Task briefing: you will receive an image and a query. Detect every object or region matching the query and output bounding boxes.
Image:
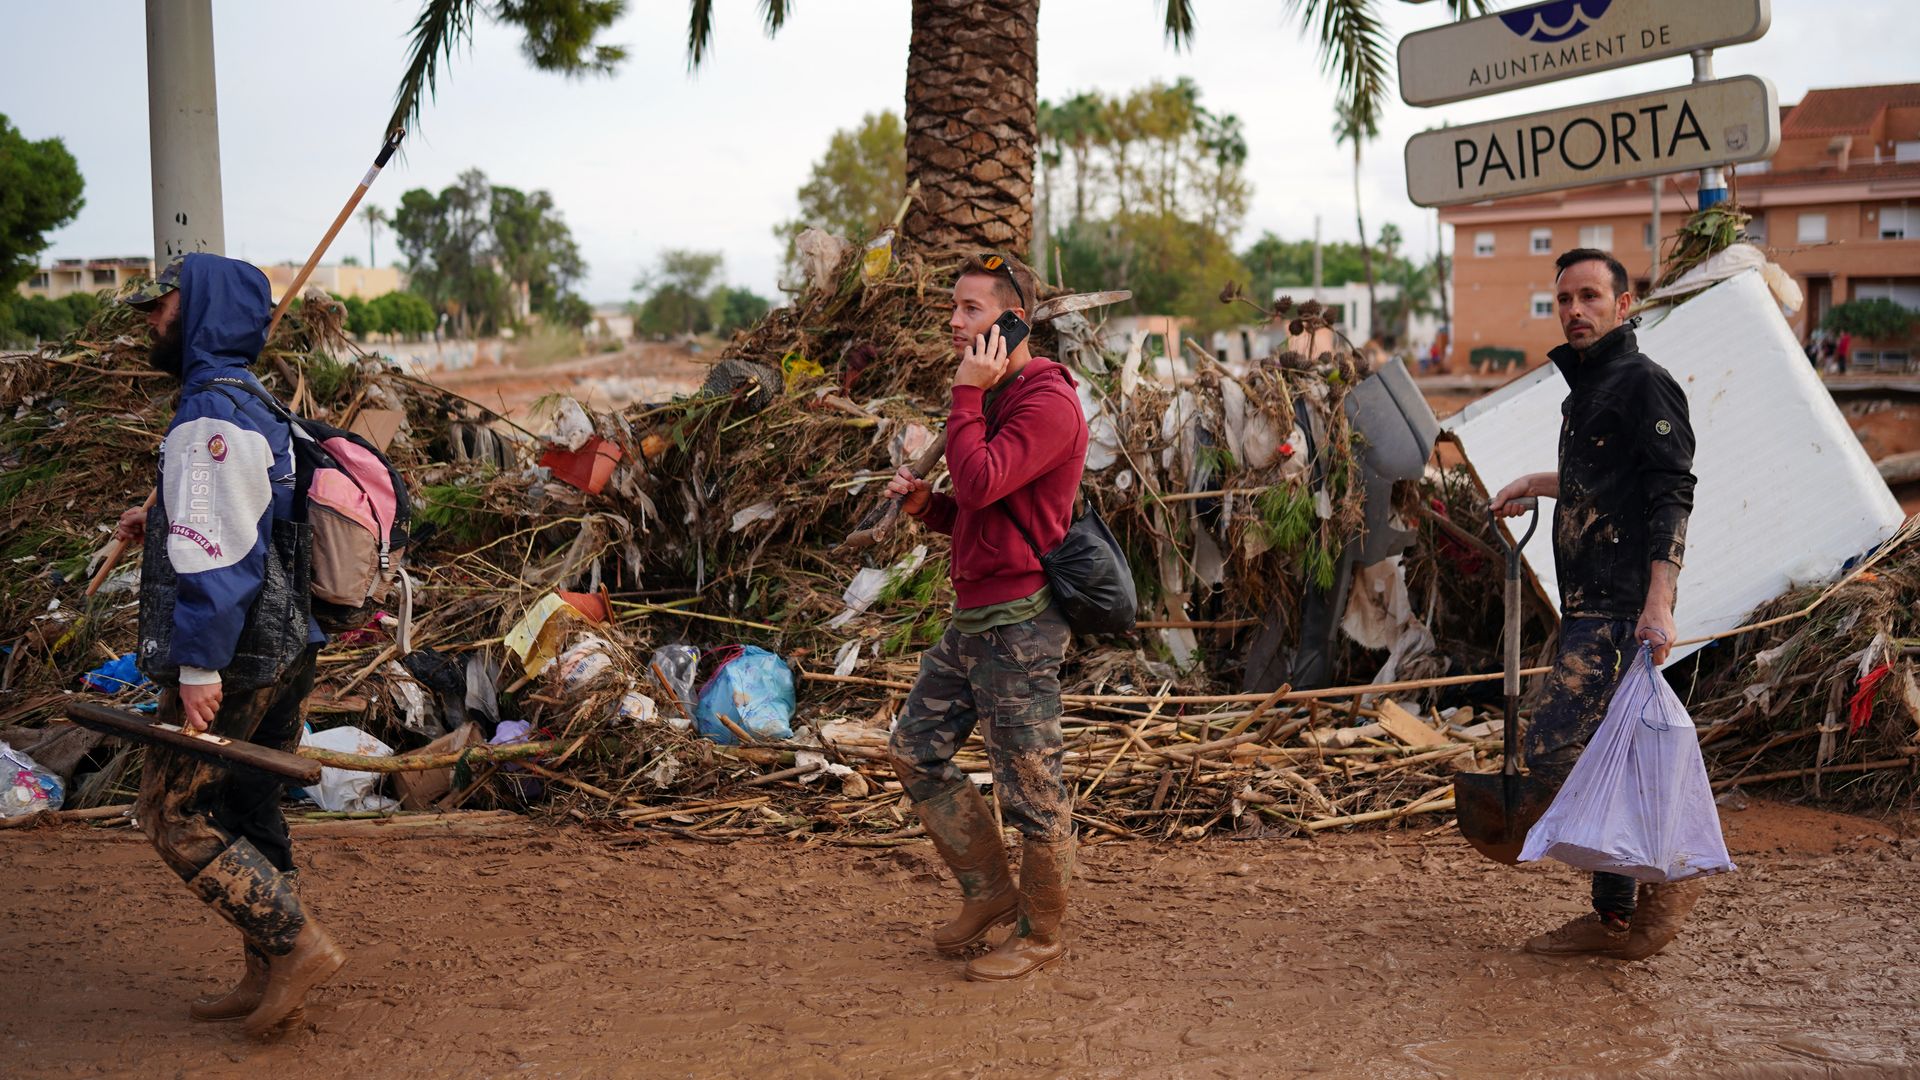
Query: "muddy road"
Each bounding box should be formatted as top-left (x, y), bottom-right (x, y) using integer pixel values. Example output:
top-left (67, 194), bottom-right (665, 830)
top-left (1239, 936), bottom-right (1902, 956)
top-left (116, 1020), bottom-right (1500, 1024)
top-left (4, 799), bottom-right (1915, 1078)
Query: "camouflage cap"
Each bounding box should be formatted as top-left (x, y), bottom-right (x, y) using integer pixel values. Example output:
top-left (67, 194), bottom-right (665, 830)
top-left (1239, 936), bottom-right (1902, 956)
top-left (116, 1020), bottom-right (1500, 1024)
top-left (123, 255), bottom-right (185, 307)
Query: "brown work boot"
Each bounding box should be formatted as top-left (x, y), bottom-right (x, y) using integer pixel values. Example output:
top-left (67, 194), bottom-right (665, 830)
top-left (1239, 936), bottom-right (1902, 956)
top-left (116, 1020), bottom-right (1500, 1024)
top-left (1522, 912), bottom-right (1630, 956)
top-left (965, 836), bottom-right (1072, 982)
top-left (1608, 878), bottom-right (1707, 961)
top-left (913, 782), bottom-right (1018, 954)
top-left (244, 919), bottom-right (346, 1040)
top-left (191, 870), bottom-right (295, 1022)
top-left (190, 943), bottom-right (269, 1022)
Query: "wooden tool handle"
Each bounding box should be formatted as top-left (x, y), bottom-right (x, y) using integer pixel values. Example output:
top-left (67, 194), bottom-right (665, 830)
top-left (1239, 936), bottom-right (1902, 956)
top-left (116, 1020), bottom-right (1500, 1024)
top-left (87, 490), bottom-right (158, 599)
top-left (838, 432), bottom-right (948, 553)
top-left (67, 701), bottom-right (323, 785)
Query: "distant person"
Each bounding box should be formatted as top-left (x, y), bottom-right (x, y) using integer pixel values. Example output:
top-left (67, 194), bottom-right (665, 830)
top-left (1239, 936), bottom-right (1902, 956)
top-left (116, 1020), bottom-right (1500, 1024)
top-left (114, 254), bottom-right (344, 1039)
top-left (884, 253), bottom-right (1088, 981)
top-left (1489, 248), bottom-right (1704, 960)
top-left (1837, 330), bottom-right (1852, 374)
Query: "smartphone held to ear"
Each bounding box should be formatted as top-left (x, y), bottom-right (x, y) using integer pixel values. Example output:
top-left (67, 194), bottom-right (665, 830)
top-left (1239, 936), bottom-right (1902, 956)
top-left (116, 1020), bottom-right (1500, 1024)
top-left (991, 309), bottom-right (1030, 354)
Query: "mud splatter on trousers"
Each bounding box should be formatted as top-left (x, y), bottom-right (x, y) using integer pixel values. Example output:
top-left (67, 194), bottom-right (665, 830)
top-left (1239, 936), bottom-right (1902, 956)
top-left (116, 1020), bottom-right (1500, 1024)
top-left (136, 646), bottom-right (319, 881)
top-left (889, 606), bottom-right (1073, 841)
top-left (1527, 617), bottom-right (1639, 919)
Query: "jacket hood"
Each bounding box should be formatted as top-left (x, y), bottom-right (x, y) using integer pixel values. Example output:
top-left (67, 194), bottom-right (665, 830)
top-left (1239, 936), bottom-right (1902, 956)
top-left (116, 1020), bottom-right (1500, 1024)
top-left (1549, 317), bottom-right (1641, 383)
top-left (177, 253), bottom-right (272, 386)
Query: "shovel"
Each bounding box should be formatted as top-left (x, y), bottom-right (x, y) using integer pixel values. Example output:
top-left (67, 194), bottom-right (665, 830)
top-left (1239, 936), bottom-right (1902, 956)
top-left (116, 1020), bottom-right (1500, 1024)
top-left (837, 289), bottom-right (1131, 553)
top-left (1455, 496), bottom-right (1554, 865)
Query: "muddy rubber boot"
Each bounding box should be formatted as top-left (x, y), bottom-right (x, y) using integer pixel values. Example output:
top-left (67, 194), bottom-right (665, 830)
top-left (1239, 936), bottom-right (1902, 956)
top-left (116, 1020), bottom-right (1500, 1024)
top-left (190, 943), bottom-right (270, 1022)
top-left (186, 841), bottom-right (342, 1038)
top-left (244, 918), bottom-right (346, 1039)
top-left (965, 836), bottom-right (1072, 982)
top-left (913, 782), bottom-right (1018, 954)
top-left (1522, 912), bottom-right (1630, 956)
top-left (191, 871), bottom-right (294, 1022)
top-left (1608, 878), bottom-right (1706, 961)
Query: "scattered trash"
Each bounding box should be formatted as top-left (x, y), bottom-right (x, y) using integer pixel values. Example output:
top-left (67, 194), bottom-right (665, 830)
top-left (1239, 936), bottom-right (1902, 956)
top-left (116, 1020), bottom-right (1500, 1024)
top-left (298, 726), bottom-right (400, 814)
top-left (0, 742), bottom-right (64, 817)
top-left (694, 646), bottom-right (796, 745)
top-left (393, 722), bottom-right (487, 810)
top-left (80, 653), bottom-right (152, 695)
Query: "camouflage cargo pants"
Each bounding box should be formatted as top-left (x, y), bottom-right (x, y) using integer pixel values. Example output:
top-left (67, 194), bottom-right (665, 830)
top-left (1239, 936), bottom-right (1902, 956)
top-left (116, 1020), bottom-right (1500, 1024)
top-left (889, 606), bottom-right (1073, 841)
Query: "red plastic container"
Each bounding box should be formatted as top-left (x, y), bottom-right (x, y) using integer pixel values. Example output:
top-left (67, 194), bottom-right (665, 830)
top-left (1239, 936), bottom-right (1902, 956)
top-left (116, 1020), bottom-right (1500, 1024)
top-left (539, 436), bottom-right (623, 495)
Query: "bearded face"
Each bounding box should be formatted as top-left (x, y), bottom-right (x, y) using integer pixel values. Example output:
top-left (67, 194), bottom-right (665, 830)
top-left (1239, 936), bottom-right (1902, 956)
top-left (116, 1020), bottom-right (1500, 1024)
top-left (143, 292), bottom-right (185, 378)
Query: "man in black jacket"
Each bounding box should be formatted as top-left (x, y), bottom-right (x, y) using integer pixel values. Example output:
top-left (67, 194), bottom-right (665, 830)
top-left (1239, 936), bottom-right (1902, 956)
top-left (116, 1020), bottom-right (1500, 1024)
top-left (1490, 248), bottom-right (1703, 961)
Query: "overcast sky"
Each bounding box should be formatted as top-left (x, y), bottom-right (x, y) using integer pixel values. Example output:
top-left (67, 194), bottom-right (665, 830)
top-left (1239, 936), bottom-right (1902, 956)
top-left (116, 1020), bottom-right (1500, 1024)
top-left (5, 1), bottom-right (1915, 304)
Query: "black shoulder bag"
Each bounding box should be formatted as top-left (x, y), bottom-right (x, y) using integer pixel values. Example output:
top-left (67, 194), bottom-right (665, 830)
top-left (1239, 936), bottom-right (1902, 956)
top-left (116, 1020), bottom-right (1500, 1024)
top-left (997, 501), bottom-right (1138, 635)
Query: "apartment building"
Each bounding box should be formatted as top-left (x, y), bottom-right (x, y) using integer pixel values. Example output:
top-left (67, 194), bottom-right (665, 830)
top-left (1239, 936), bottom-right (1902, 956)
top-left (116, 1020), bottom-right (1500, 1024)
top-left (1442, 82), bottom-right (1920, 369)
top-left (18, 256), bottom-right (155, 301)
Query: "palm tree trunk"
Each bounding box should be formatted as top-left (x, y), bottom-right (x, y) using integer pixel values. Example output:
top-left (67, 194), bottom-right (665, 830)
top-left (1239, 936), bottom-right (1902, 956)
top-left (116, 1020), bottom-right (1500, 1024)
top-left (1353, 141), bottom-right (1376, 339)
top-left (903, 0), bottom-right (1039, 252)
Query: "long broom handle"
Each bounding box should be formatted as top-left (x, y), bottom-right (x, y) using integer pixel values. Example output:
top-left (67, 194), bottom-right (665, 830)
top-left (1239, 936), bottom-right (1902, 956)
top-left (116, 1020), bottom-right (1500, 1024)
top-left (86, 490), bottom-right (158, 598)
top-left (88, 130), bottom-right (406, 597)
top-left (264, 128), bottom-right (406, 341)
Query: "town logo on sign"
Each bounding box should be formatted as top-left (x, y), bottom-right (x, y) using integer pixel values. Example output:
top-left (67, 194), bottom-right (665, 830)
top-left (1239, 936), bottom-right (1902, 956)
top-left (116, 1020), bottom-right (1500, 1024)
top-left (1499, 0), bottom-right (1614, 45)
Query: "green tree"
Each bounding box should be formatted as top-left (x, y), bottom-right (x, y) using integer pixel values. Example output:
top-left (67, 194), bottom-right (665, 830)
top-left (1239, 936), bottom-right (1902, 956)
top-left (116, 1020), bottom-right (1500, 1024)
top-left (777, 112), bottom-right (907, 267)
top-left (1823, 298), bottom-right (1919, 341)
top-left (392, 2), bottom-right (1488, 255)
top-left (635, 249), bottom-right (725, 336)
top-left (391, 169), bottom-right (586, 336)
top-left (368, 290), bottom-right (439, 338)
top-left (0, 114), bottom-right (85, 341)
top-left (714, 286), bottom-right (772, 336)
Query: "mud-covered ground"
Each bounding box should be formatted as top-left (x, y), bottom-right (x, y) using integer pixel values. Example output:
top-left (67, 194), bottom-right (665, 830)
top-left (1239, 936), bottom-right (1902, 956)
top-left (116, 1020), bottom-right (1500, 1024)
top-left (4, 798), bottom-right (1916, 1079)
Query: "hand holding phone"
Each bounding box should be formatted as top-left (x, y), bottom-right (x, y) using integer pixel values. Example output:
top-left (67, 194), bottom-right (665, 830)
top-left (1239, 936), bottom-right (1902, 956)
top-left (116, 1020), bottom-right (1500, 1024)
top-left (956, 323), bottom-right (1010, 389)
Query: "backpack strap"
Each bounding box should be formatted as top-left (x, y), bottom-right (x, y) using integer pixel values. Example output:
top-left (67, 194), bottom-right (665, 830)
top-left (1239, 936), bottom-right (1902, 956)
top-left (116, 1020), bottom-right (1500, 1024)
top-left (993, 500), bottom-right (1046, 561)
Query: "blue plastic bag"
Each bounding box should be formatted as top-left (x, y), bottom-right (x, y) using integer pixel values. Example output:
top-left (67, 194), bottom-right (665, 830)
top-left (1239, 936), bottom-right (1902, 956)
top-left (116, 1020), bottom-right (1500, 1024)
top-left (82, 653), bottom-right (153, 694)
top-left (695, 646), bottom-right (796, 745)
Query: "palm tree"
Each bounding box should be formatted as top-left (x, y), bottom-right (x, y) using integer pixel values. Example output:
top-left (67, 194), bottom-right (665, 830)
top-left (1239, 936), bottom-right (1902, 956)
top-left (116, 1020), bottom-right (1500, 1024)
top-left (386, 1), bottom-right (1488, 255)
top-left (360, 204), bottom-right (390, 268)
top-left (1333, 94), bottom-right (1379, 338)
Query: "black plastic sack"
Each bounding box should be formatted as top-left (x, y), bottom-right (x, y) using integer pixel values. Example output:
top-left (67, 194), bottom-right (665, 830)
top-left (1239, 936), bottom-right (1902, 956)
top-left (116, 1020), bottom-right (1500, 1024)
top-left (1002, 503), bottom-right (1137, 636)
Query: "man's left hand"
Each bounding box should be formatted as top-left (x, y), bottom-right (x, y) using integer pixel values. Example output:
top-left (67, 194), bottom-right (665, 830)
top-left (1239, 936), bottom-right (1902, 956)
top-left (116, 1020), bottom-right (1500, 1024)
top-left (179, 681), bottom-right (223, 734)
top-left (955, 324), bottom-right (1010, 390)
top-left (1636, 605), bottom-right (1677, 665)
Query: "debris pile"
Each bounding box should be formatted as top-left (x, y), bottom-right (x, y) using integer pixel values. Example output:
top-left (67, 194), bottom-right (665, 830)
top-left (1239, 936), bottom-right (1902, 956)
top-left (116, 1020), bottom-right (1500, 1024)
top-left (1, 228), bottom-right (1913, 840)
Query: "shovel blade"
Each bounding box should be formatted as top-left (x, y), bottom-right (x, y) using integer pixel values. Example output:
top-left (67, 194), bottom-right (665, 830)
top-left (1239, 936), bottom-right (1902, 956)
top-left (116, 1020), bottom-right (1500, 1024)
top-left (1454, 769), bottom-right (1556, 865)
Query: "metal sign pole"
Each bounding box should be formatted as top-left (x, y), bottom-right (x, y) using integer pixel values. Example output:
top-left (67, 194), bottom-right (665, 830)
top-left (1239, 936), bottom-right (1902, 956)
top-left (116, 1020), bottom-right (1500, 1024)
top-left (1694, 50), bottom-right (1730, 208)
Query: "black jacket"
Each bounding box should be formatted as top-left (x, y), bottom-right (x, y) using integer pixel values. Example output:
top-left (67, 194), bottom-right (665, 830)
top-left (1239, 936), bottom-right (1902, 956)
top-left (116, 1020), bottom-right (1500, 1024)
top-left (1549, 322), bottom-right (1696, 620)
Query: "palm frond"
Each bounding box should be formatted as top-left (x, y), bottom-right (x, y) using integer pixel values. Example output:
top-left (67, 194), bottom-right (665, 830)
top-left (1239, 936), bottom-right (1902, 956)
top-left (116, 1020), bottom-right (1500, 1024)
top-left (760, 0), bottom-right (790, 36)
top-left (496, 0), bottom-right (629, 77)
top-left (1160, 0), bottom-right (1197, 47)
top-left (1447, 0), bottom-right (1494, 18)
top-left (1286, 0), bottom-right (1389, 136)
top-left (388, 0), bottom-right (481, 139)
top-left (687, 0), bottom-right (715, 68)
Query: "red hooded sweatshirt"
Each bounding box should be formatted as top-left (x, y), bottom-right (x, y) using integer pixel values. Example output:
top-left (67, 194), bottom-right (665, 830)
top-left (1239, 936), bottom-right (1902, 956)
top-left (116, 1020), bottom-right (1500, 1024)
top-left (913, 357), bottom-right (1090, 609)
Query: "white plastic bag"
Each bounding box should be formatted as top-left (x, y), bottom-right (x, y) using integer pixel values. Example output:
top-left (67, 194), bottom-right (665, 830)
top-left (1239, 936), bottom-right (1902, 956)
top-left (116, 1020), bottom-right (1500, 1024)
top-left (298, 726), bottom-right (401, 814)
top-left (1519, 646), bottom-right (1736, 883)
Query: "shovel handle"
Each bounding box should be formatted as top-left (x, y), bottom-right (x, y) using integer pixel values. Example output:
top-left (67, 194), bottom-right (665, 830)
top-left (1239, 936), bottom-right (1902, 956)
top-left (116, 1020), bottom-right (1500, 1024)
top-left (87, 490), bottom-right (158, 598)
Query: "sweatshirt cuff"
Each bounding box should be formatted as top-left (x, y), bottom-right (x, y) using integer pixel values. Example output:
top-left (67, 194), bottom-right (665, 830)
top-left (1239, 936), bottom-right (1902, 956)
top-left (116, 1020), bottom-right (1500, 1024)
top-left (950, 384), bottom-right (986, 413)
top-left (1648, 536), bottom-right (1686, 570)
top-left (178, 666), bottom-right (222, 686)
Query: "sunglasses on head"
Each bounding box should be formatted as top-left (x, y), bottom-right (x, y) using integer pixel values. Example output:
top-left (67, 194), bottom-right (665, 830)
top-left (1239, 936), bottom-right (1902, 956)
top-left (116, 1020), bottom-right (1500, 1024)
top-left (977, 253), bottom-right (1027, 311)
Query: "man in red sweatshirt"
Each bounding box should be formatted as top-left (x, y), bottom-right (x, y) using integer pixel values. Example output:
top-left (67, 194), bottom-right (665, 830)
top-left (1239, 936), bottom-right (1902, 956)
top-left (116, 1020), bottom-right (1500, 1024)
top-left (884, 253), bottom-right (1090, 981)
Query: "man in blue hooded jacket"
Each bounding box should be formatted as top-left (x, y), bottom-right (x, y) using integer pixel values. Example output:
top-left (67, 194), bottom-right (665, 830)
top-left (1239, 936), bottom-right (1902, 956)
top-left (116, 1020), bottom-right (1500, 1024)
top-left (113, 254), bottom-right (344, 1039)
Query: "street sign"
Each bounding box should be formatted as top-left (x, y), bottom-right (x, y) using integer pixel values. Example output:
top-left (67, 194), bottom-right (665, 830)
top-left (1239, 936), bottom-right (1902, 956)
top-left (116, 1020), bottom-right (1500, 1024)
top-left (1398, 0), bottom-right (1772, 107)
top-left (1404, 76), bottom-right (1779, 207)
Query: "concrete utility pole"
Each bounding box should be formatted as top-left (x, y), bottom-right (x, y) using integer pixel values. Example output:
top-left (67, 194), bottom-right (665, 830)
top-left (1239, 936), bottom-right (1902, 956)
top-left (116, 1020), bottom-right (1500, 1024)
top-left (146, 0), bottom-right (226, 260)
